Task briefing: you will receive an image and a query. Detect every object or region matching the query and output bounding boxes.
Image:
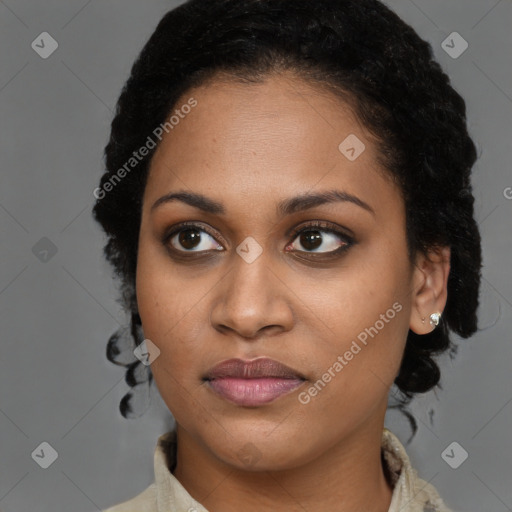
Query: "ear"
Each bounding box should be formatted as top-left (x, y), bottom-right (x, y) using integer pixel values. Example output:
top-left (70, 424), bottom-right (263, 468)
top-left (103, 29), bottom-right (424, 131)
top-left (409, 246), bottom-right (451, 334)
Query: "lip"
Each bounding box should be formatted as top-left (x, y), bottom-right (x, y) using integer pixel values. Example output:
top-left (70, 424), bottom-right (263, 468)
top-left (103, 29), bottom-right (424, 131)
top-left (204, 358), bottom-right (306, 406)
top-left (204, 357), bottom-right (306, 380)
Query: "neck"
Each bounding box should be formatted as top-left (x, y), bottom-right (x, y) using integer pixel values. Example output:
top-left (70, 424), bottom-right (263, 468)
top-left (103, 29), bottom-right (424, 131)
top-left (172, 409), bottom-right (394, 512)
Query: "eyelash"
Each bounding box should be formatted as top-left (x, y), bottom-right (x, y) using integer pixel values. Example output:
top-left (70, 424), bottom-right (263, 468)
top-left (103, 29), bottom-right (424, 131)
top-left (162, 220), bottom-right (355, 259)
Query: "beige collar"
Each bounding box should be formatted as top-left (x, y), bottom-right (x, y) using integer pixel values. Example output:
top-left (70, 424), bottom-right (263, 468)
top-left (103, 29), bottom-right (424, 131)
top-left (106, 428), bottom-right (452, 512)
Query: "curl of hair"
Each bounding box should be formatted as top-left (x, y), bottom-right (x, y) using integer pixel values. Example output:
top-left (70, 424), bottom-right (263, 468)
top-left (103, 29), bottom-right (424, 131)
top-left (93, 0), bottom-right (482, 420)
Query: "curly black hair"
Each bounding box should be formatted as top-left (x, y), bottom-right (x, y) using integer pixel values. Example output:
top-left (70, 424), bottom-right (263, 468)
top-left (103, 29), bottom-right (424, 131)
top-left (93, 0), bottom-right (482, 422)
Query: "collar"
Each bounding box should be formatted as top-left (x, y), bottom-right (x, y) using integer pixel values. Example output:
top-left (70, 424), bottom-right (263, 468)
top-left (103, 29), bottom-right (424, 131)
top-left (150, 428), bottom-right (451, 512)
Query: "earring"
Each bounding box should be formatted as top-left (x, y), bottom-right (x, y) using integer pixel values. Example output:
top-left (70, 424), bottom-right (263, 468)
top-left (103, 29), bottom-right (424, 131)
top-left (429, 312), bottom-right (441, 328)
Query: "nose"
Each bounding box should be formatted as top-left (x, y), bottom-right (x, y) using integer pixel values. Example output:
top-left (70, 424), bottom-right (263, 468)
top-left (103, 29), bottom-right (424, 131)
top-left (210, 250), bottom-right (294, 340)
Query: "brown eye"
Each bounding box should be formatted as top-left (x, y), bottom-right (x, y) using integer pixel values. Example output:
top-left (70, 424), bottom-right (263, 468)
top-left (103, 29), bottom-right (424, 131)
top-left (289, 229), bottom-right (347, 253)
top-left (286, 221), bottom-right (354, 256)
top-left (165, 224), bottom-right (223, 253)
top-left (176, 228), bottom-right (202, 250)
top-left (297, 231), bottom-right (323, 251)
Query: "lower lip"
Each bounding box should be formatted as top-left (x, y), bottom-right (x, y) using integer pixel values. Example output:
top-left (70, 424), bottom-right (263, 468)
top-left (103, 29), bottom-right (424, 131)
top-left (206, 377), bottom-right (305, 406)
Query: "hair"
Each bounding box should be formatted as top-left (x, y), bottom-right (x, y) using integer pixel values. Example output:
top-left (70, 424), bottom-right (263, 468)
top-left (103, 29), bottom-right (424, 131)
top-left (93, 0), bottom-right (482, 427)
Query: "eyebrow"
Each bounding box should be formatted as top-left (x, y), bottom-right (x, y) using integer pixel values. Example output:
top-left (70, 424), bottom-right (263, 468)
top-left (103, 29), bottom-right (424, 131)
top-left (151, 189), bottom-right (375, 217)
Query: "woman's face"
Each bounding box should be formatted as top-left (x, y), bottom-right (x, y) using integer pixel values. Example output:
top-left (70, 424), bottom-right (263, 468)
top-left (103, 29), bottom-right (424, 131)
top-left (136, 72), bottom-right (418, 470)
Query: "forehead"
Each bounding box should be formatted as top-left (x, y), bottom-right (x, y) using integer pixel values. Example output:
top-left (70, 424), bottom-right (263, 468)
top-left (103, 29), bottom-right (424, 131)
top-left (145, 72), bottom-right (400, 218)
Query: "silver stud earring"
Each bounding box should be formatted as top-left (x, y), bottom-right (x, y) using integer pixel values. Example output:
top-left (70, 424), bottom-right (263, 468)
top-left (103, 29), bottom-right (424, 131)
top-left (429, 312), bottom-right (441, 328)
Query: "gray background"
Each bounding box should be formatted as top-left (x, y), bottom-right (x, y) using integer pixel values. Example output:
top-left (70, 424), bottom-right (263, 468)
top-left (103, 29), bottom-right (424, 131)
top-left (0, 1), bottom-right (511, 511)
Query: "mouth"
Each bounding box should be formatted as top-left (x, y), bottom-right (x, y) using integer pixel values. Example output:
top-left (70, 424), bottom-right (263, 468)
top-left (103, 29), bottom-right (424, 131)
top-left (203, 357), bottom-right (306, 407)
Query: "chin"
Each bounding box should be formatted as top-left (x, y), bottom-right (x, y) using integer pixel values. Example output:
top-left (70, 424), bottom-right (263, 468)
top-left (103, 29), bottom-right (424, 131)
top-left (202, 425), bottom-right (314, 472)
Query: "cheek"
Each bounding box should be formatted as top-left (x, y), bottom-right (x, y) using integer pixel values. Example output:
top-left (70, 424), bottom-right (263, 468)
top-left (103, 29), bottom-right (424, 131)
top-left (313, 293), bottom-right (407, 391)
top-left (136, 263), bottom-right (209, 427)
top-left (300, 251), bottom-right (411, 408)
top-left (298, 301), bottom-right (409, 434)
top-left (135, 230), bottom-right (205, 342)
top-left (135, 236), bottom-right (207, 398)
top-left (305, 245), bottom-right (409, 344)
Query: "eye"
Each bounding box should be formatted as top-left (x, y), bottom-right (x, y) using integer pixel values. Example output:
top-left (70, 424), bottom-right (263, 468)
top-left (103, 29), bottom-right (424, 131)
top-left (286, 221), bottom-right (353, 256)
top-left (163, 220), bottom-right (354, 258)
top-left (164, 222), bottom-right (223, 253)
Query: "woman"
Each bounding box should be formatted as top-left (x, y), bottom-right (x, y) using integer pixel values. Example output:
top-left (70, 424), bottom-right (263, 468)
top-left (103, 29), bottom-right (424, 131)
top-left (93, 0), bottom-right (482, 510)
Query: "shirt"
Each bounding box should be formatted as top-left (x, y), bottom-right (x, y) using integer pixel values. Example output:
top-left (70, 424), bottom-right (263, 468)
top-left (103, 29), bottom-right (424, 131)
top-left (103, 428), bottom-right (453, 512)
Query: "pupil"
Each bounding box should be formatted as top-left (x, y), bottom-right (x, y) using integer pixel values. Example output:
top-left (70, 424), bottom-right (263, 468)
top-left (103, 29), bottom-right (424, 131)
top-left (301, 230), bottom-right (322, 250)
top-left (179, 229), bottom-right (201, 250)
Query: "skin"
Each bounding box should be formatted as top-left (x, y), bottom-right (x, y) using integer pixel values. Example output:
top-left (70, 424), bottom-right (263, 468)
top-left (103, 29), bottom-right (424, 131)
top-left (135, 71), bottom-right (451, 512)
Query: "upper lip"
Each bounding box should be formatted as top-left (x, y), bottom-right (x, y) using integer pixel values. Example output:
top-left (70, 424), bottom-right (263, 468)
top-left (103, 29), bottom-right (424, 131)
top-left (204, 358), bottom-right (306, 380)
